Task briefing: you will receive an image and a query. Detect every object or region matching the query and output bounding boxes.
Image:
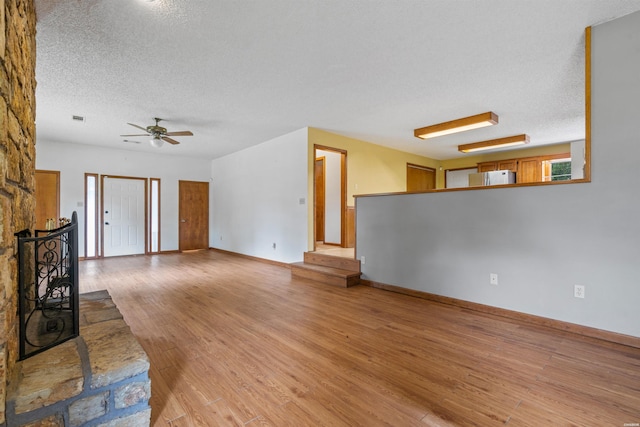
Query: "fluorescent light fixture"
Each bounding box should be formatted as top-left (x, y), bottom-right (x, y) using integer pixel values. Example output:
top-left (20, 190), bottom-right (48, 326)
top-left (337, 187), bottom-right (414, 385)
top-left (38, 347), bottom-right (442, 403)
top-left (414, 111), bottom-right (498, 139)
top-left (458, 134), bottom-right (530, 153)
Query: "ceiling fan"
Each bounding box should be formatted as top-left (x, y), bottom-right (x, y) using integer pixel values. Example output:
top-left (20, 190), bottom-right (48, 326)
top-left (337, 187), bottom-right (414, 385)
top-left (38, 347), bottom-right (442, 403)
top-left (120, 117), bottom-right (193, 148)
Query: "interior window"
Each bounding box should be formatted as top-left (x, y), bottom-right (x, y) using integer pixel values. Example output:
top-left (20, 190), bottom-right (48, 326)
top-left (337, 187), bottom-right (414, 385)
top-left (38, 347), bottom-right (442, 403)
top-left (85, 173), bottom-right (98, 258)
top-left (150, 178), bottom-right (161, 253)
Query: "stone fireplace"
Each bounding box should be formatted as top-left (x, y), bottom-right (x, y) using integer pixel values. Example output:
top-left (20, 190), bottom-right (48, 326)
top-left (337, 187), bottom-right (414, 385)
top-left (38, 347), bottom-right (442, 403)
top-left (1, 1), bottom-right (38, 424)
top-left (1, 2), bottom-right (151, 425)
top-left (5, 291), bottom-right (151, 426)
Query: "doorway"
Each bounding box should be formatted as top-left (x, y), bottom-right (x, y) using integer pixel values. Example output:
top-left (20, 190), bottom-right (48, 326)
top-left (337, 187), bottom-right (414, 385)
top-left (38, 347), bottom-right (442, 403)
top-left (314, 145), bottom-right (346, 250)
top-left (179, 180), bottom-right (209, 251)
top-left (102, 176), bottom-right (147, 257)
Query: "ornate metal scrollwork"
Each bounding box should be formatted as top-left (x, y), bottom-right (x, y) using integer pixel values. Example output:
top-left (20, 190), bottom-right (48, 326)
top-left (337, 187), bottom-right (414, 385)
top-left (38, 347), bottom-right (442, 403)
top-left (15, 212), bottom-right (79, 360)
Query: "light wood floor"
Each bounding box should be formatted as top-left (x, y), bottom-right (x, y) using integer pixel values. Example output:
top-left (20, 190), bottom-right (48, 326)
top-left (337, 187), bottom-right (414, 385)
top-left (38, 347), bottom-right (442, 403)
top-left (79, 250), bottom-right (640, 426)
top-left (313, 243), bottom-right (355, 259)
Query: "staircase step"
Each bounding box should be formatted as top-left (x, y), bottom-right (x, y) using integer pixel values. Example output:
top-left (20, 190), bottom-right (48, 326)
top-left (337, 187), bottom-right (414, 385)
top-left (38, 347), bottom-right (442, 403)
top-left (303, 252), bottom-right (361, 271)
top-left (290, 262), bottom-right (361, 288)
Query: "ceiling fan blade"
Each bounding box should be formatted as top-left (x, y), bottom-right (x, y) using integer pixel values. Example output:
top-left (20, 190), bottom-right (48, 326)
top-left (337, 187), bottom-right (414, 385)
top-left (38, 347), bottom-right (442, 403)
top-left (120, 133), bottom-right (150, 137)
top-left (164, 131), bottom-right (193, 136)
top-left (127, 123), bottom-right (149, 132)
top-left (161, 136), bottom-right (180, 145)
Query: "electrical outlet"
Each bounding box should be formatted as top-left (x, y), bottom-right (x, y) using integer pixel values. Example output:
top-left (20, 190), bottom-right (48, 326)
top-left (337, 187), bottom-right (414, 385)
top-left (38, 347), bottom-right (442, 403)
top-left (574, 285), bottom-right (585, 298)
top-left (490, 273), bottom-right (498, 285)
top-left (361, 256), bottom-right (366, 265)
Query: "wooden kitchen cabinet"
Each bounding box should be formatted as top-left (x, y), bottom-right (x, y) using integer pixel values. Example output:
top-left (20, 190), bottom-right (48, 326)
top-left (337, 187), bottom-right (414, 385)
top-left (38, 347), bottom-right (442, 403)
top-left (477, 159), bottom-right (518, 173)
top-left (477, 153), bottom-right (569, 184)
top-left (497, 159), bottom-right (517, 172)
top-left (516, 158), bottom-right (541, 183)
top-left (478, 162), bottom-right (498, 172)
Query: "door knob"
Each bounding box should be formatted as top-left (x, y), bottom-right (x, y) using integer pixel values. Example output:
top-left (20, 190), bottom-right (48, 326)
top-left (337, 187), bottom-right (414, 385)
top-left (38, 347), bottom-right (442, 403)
top-left (105, 222), bottom-right (110, 225)
top-left (180, 219), bottom-right (186, 223)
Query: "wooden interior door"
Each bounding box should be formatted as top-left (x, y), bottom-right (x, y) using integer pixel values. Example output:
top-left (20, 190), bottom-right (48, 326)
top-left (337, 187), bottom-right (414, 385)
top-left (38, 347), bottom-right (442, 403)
top-left (179, 180), bottom-right (209, 251)
top-left (35, 170), bottom-right (60, 229)
top-left (315, 158), bottom-right (325, 243)
top-left (407, 164), bottom-right (436, 191)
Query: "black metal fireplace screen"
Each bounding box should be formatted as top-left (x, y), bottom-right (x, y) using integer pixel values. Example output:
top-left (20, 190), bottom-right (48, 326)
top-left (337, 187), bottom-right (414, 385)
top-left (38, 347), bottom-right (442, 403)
top-left (14, 212), bottom-right (79, 360)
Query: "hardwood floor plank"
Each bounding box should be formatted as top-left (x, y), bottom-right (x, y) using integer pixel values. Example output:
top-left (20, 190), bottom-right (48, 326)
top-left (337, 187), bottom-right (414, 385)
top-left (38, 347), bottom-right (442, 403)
top-left (148, 365), bottom-right (191, 425)
top-left (78, 251), bottom-right (640, 426)
top-left (259, 401), bottom-right (325, 427)
top-left (182, 398), bottom-right (245, 426)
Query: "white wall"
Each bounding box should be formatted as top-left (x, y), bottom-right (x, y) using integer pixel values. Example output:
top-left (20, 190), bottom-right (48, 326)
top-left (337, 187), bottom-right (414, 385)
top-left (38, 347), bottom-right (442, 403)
top-left (571, 139), bottom-right (585, 179)
top-left (36, 140), bottom-right (212, 255)
top-left (210, 128), bottom-right (308, 263)
top-left (356, 11), bottom-right (640, 338)
top-left (316, 149), bottom-right (341, 244)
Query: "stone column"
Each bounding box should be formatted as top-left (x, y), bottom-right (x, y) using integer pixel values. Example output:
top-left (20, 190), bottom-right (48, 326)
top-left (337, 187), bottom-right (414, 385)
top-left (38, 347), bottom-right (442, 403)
top-left (0, 0), bottom-right (37, 423)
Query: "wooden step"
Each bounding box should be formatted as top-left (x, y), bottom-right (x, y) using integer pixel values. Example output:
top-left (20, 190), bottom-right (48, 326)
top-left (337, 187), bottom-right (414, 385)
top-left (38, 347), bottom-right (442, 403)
top-left (290, 262), bottom-right (361, 288)
top-left (303, 252), bottom-right (361, 271)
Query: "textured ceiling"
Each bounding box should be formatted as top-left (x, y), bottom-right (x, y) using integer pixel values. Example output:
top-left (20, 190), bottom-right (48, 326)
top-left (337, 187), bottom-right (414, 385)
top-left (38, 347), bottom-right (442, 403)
top-left (34, 0), bottom-right (640, 160)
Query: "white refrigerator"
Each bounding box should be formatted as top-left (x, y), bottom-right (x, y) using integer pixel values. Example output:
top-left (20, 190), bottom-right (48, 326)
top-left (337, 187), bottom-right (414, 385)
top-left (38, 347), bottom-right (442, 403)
top-left (468, 170), bottom-right (516, 187)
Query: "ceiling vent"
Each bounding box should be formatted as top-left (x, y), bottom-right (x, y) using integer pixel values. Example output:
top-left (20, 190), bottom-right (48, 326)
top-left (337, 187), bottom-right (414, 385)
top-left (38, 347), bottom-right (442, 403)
top-left (72, 115), bottom-right (85, 122)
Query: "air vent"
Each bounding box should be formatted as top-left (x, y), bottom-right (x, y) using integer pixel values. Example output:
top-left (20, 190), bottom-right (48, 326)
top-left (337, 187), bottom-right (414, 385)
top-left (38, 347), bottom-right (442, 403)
top-left (72, 115), bottom-right (85, 122)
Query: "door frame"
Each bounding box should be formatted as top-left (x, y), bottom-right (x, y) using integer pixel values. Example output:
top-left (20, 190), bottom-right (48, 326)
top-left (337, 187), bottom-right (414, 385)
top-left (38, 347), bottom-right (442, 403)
top-left (313, 144), bottom-right (347, 250)
top-left (100, 175), bottom-right (148, 257)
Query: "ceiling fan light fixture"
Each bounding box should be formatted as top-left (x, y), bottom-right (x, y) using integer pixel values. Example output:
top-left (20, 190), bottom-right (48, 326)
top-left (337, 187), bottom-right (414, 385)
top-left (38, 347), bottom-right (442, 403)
top-left (121, 118), bottom-right (192, 146)
top-left (458, 134), bottom-right (530, 153)
top-left (150, 135), bottom-right (164, 148)
top-left (414, 111), bottom-right (499, 139)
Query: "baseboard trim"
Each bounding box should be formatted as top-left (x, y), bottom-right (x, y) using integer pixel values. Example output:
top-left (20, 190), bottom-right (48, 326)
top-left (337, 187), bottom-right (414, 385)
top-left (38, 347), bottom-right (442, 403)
top-left (210, 248), bottom-right (291, 269)
top-left (361, 279), bottom-right (640, 349)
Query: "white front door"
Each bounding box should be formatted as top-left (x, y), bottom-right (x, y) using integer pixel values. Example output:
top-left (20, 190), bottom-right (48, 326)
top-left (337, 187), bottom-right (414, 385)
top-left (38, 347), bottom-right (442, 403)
top-left (103, 177), bottom-right (146, 257)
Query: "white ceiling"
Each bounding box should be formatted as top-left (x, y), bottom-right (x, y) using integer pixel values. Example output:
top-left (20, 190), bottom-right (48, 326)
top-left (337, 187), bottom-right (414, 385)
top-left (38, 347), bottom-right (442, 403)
top-left (34, 0), bottom-right (640, 161)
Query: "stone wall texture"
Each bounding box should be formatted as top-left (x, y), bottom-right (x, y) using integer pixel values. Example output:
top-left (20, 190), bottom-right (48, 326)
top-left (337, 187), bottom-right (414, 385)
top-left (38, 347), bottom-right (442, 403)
top-left (5, 291), bottom-right (151, 427)
top-left (1, 0), bottom-right (37, 425)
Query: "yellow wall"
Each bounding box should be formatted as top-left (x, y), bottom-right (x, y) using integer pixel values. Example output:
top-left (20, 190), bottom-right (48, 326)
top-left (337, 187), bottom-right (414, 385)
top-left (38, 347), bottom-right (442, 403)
top-left (308, 128), bottom-right (440, 205)
top-left (306, 128), bottom-right (440, 250)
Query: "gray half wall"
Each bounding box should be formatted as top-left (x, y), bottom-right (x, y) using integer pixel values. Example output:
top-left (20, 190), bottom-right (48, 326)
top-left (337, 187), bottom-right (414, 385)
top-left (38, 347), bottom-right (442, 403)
top-left (355, 10), bottom-right (640, 338)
